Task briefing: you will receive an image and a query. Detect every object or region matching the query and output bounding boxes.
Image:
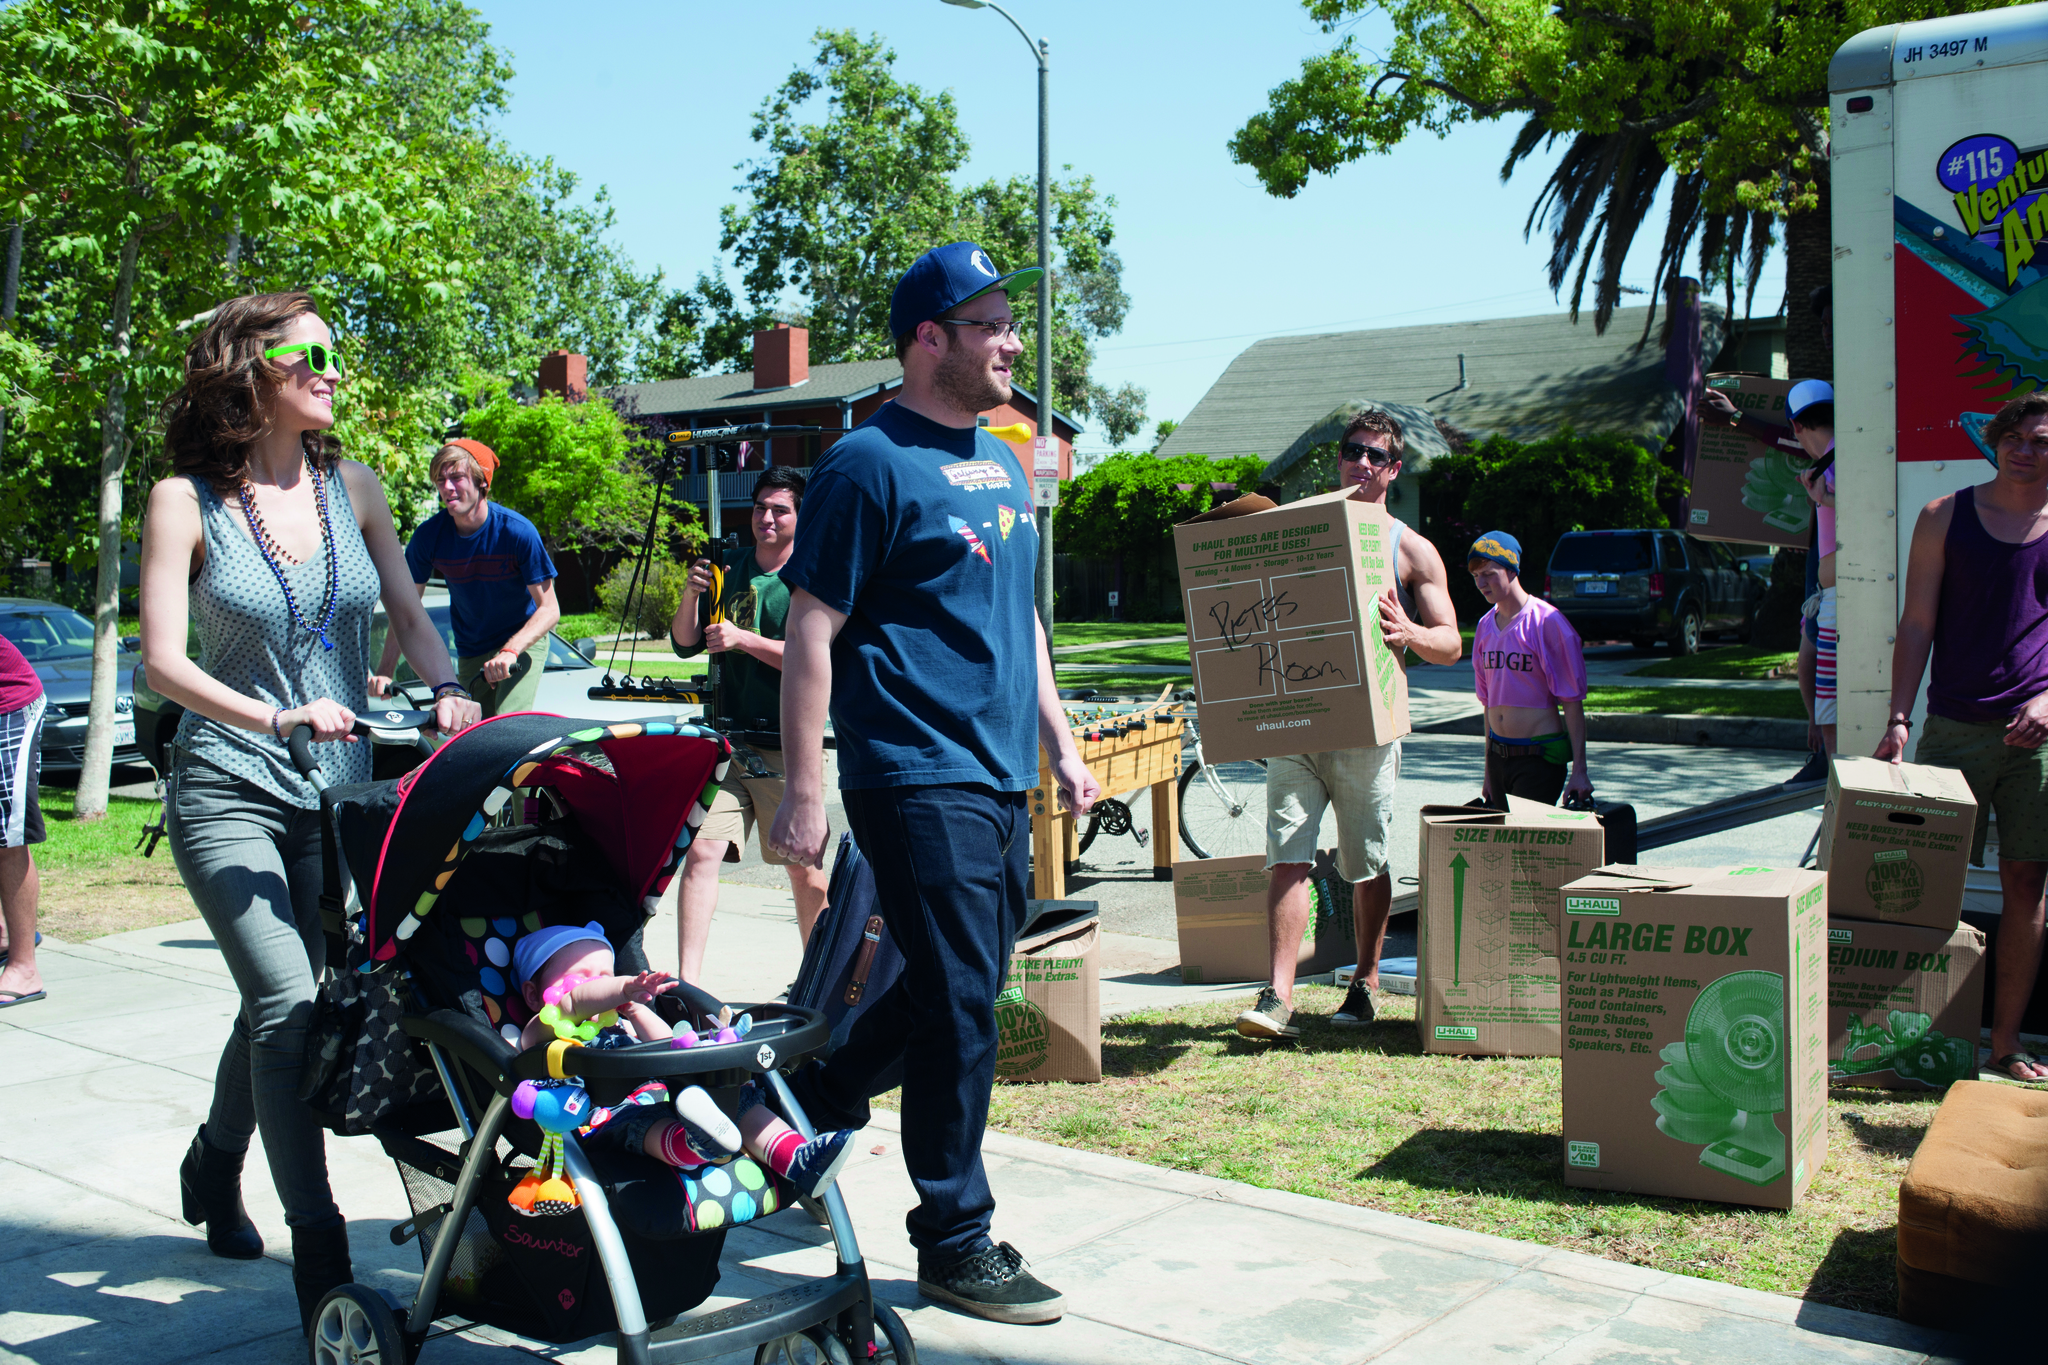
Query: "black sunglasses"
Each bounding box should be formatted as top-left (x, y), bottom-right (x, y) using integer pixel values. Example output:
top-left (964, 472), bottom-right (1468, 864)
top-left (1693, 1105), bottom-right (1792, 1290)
top-left (1339, 442), bottom-right (1398, 468)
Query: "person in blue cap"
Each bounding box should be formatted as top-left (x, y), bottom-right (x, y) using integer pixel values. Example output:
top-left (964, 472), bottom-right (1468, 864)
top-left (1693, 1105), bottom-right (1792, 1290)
top-left (1466, 531), bottom-right (1593, 807)
top-left (1786, 379), bottom-right (1838, 756)
top-left (767, 241), bottom-right (1100, 1324)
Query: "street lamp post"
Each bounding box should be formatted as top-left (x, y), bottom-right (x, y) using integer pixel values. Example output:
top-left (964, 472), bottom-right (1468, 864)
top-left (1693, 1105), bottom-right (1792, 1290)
top-left (942, 0), bottom-right (1055, 634)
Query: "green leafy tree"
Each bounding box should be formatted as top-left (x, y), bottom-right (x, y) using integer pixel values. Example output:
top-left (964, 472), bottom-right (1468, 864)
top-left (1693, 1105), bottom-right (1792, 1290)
top-left (461, 391), bottom-right (702, 612)
top-left (1421, 428), bottom-right (1685, 621)
top-left (710, 29), bottom-right (1143, 429)
top-left (0, 0), bottom-right (470, 816)
top-left (1054, 452), bottom-right (1268, 618)
top-left (1229, 1), bottom-right (2025, 376)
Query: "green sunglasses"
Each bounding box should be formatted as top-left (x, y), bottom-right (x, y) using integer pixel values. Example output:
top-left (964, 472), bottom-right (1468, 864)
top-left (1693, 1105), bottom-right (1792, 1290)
top-left (263, 341), bottom-right (343, 377)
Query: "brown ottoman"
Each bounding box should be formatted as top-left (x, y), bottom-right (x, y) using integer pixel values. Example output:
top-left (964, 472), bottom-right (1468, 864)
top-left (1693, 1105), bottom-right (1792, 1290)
top-left (1896, 1079), bottom-right (2048, 1329)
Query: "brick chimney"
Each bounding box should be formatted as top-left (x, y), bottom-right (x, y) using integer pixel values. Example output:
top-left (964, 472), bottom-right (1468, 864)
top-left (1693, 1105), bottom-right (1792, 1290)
top-left (752, 326), bottom-right (809, 390)
top-left (537, 350), bottom-right (587, 403)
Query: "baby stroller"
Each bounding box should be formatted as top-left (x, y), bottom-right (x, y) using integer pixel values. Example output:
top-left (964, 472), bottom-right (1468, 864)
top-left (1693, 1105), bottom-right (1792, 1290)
top-left (287, 709), bottom-right (916, 1365)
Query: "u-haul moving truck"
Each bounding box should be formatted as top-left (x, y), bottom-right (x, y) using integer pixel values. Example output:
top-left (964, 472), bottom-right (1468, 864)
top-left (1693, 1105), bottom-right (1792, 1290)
top-left (1830, 7), bottom-right (2048, 754)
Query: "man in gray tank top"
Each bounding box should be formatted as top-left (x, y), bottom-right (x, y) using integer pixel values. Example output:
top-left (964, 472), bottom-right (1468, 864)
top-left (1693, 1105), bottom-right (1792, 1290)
top-left (1236, 408), bottom-right (1464, 1041)
top-left (1881, 391), bottom-right (2048, 1084)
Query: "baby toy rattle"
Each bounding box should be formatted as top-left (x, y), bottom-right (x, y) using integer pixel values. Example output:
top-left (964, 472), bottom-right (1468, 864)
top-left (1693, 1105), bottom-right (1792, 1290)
top-left (668, 1004), bottom-right (753, 1050)
top-left (507, 1079), bottom-right (590, 1216)
top-left (535, 973), bottom-right (617, 1043)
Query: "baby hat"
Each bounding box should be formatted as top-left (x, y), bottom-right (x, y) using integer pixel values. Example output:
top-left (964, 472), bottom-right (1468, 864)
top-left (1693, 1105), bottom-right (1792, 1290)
top-left (513, 921), bottom-right (610, 988)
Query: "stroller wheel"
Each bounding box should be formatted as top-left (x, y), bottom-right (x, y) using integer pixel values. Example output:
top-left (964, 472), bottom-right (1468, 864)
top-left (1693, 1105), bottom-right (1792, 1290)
top-left (308, 1284), bottom-right (412, 1365)
top-left (754, 1325), bottom-right (852, 1365)
top-left (872, 1304), bottom-right (918, 1365)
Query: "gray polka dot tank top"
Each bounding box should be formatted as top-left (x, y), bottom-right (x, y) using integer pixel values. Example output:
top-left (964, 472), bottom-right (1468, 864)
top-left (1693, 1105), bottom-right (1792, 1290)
top-left (173, 467), bottom-right (382, 807)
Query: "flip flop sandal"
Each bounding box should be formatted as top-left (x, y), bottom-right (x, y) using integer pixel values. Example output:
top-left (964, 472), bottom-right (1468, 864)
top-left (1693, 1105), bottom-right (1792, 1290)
top-left (1988, 1052), bottom-right (2048, 1085)
top-left (0, 988), bottom-right (47, 1008)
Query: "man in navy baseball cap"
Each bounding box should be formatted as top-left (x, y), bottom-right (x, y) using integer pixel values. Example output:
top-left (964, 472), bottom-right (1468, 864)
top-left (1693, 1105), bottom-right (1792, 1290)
top-left (889, 242), bottom-right (1043, 346)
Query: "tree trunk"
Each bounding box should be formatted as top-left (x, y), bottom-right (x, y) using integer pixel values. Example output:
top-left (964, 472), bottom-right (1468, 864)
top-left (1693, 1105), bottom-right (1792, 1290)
top-left (74, 228), bottom-right (143, 821)
top-left (0, 214), bottom-right (20, 465)
top-left (1784, 180), bottom-right (1833, 382)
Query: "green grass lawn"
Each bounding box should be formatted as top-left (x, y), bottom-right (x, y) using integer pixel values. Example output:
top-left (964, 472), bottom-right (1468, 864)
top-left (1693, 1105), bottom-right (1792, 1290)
top-left (1628, 646), bottom-right (1799, 680)
top-left (555, 611), bottom-right (618, 642)
top-left (1058, 642), bottom-right (1191, 667)
top-left (952, 985), bottom-right (1933, 1317)
top-left (1055, 671), bottom-right (1191, 697)
top-left (1586, 685), bottom-right (1807, 720)
top-left (1052, 623), bottom-right (1185, 648)
top-left (33, 783), bottom-right (193, 943)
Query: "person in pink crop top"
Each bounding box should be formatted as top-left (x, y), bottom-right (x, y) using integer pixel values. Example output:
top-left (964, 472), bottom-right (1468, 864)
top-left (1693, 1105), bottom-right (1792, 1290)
top-left (1467, 532), bottom-right (1592, 807)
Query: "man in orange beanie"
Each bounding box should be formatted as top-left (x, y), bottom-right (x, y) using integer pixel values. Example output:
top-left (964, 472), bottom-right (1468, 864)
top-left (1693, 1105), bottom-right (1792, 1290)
top-left (372, 439), bottom-right (559, 716)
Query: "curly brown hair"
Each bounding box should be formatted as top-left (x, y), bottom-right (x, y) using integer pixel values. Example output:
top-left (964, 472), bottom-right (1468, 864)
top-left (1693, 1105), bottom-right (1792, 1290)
top-left (161, 292), bottom-right (342, 495)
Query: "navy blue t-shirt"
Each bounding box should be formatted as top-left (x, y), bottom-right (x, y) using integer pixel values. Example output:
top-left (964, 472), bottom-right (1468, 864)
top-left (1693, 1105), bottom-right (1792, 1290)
top-left (404, 504), bottom-right (558, 658)
top-left (779, 403), bottom-right (1040, 791)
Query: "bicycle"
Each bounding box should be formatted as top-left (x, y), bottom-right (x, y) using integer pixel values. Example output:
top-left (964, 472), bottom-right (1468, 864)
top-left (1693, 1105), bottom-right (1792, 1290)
top-left (1062, 689), bottom-right (1267, 862)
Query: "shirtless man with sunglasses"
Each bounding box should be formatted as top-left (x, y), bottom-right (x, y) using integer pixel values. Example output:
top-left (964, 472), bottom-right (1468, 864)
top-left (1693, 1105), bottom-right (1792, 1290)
top-left (1235, 408), bottom-right (1462, 1042)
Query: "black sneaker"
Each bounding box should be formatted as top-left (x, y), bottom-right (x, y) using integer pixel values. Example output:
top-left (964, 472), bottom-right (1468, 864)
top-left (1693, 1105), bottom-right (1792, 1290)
top-left (917, 1241), bottom-right (1065, 1324)
top-left (1786, 749), bottom-right (1829, 786)
top-left (1235, 985), bottom-right (1299, 1040)
top-left (1331, 979), bottom-right (1375, 1027)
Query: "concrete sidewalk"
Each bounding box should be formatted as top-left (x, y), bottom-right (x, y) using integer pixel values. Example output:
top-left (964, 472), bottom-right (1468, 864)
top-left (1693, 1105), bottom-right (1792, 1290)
top-left (3, 896), bottom-right (1961, 1365)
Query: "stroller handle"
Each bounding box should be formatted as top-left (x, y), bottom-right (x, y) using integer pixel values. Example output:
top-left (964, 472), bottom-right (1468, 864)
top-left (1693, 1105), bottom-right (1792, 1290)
top-left (510, 1002), bottom-right (834, 1085)
top-left (288, 708), bottom-right (441, 789)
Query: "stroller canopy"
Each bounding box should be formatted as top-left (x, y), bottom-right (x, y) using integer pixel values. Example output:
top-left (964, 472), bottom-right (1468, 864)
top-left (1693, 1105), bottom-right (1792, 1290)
top-left (330, 713), bottom-right (730, 962)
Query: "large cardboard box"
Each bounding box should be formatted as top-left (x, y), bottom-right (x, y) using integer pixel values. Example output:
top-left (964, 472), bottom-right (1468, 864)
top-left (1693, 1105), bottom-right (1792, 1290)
top-left (1414, 799), bottom-right (1607, 1056)
top-left (996, 911), bottom-right (1100, 1083)
top-left (1559, 865), bottom-right (1829, 1209)
top-left (1172, 851), bottom-right (1353, 984)
top-left (1828, 919), bottom-right (1987, 1089)
top-left (1688, 374), bottom-right (1811, 548)
top-left (1172, 488), bottom-right (1409, 765)
top-left (1819, 757), bottom-right (1976, 930)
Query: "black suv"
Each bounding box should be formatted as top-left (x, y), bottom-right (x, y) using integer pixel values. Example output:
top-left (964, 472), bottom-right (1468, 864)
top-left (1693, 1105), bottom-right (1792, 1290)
top-left (1543, 530), bottom-right (1766, 655)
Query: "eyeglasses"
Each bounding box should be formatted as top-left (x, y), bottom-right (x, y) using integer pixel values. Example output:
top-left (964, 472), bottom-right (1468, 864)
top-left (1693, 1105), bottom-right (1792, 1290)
top-left (264, 342), bottom-right (343, 378)
top-left (937, 317), bottom-right (1022, 341)
top-left (1339, 441), bottom-right (1398, 468)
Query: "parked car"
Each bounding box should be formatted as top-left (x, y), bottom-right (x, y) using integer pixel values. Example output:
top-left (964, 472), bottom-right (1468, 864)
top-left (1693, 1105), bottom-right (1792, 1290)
top-left (132, 589), bottom-right (704, 776)
top-left (1542, 530), bottom-right (1765, 655)
top-left (0, 598), bottom-right (142, 773)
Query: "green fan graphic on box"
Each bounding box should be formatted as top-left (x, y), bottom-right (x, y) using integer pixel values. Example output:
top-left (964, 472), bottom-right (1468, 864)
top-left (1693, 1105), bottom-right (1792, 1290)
top-left (1832, 1009), bottom-right (1974, 1087)
top-left (1740, 450), bottom-right (1816, 533)
top-left (1650, 971), bottom-right (1787, 1187)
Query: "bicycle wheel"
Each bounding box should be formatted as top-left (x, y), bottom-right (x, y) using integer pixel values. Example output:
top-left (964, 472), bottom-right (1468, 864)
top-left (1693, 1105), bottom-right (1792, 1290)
top-left (1178, 756), bottom-right (1268, 859)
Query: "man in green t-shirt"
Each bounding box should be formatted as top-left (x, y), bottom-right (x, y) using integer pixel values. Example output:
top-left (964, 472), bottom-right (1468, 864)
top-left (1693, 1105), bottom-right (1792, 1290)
top-left (670, 468), bottom-right (826, 981)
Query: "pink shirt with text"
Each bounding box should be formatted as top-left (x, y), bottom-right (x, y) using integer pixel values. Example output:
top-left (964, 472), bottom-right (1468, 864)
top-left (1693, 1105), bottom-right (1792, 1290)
top-left (1473, 596), bottom-right (1588, 711)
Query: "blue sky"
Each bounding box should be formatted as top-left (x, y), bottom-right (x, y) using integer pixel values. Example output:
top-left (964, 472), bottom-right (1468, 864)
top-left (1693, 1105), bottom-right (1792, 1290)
top-left (478, 0), bottom-right (1785, 451)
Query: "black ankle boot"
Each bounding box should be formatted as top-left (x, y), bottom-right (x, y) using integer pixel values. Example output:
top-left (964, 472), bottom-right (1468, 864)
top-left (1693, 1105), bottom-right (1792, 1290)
top-left (291, 1218), bottom-right (355, 1335)
top-left (178, 1126), bottom-right (264, 1259)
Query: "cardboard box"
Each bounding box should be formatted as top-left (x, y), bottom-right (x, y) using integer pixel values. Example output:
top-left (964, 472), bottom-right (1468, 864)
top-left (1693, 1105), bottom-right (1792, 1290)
top-left (995, 911), bottom-right (1100, 1083)
top-left (1688, 374), bottom-right (1812, 548)
top-left (1414, 799), bottom-right (1607, 1056)
top-left (1172, 489), bottom-right (1409, 765)
top-left (1828, 919), bottom-right (1987, 1089)
top-left (1559, 865), bottom-right (1829, 1209)
top-left (1171, 851), bottom-right (1353, 984)
top-left (1819, 757), bottom-right (1977, 930)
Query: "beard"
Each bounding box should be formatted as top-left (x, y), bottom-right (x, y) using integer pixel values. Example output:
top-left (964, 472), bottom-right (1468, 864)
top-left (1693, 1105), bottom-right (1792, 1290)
top-left (933, 338), bottom-right (1010, 414)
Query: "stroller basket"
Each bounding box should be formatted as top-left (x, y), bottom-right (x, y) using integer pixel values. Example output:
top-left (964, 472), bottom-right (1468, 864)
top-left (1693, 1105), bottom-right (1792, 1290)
top-left (285, 712), bottom-right (915, 1365)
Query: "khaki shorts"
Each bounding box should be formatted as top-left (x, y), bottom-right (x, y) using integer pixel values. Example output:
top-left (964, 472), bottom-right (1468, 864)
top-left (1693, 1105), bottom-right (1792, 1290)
top-left (1265, 741), bottom-right (1399, 882)
top-left (1916, 714), bottom-right (2048, 863)
top-left (699, 746), bottom-right (791, 865)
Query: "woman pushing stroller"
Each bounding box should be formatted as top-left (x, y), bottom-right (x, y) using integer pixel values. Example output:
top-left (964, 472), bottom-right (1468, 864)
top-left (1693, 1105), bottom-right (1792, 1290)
top-left (139, 293), bottom-right (481, 1333)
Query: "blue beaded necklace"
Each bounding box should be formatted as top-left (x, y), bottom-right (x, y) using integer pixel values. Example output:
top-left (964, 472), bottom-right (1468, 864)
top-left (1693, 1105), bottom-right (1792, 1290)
top-left (238, 457), bottom-right (340, 651)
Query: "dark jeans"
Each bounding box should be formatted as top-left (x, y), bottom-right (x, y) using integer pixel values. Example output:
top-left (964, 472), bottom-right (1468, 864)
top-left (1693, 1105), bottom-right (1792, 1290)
top-left (166, 754), bottom-right (340, 1228)
top-left (788, 782), bottom-right (1028, 1266)
top-left (1484, 746), bottom-right (1566, 808)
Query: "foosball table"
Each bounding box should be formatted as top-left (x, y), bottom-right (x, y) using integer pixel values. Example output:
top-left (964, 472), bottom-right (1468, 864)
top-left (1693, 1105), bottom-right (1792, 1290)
top-left (1032, 696), bottom-right (1188, 899)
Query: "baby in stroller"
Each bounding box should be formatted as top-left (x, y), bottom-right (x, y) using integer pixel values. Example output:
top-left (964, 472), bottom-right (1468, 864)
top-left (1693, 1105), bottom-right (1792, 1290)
top-left (513, 922), bottom-right (855, 1199)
